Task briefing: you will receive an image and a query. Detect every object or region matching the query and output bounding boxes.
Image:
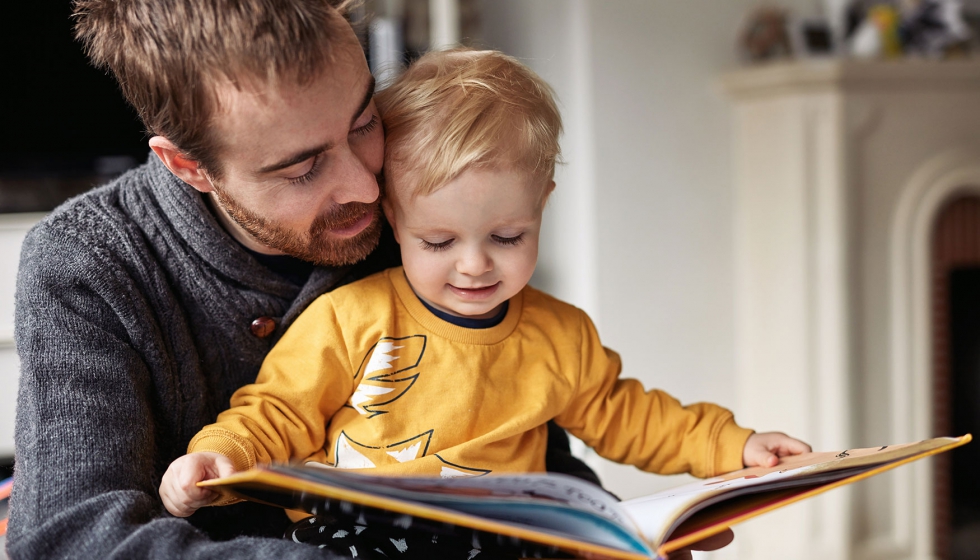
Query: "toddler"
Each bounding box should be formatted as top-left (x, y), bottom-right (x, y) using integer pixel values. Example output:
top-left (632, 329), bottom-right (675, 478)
top-left (160, 48), bottom-right (809, 558)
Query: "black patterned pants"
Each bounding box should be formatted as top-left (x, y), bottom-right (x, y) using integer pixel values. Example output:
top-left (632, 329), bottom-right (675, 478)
top-left (285, 514), bottom-right (570, 559)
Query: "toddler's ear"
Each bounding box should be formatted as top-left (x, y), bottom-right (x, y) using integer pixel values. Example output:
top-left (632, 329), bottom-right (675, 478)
top-left (541, 180), bottom-right (556, 206)
top-left (381, 199), bottom-right (400, 243)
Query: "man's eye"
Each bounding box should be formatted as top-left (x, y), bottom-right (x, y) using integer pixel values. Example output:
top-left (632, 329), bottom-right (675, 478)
top-left (286, 155), bottom-right (323, 185)
top-left (351, 114), bottom-right (379, 137)
top-left (420, 239), bottom-right (453, 251)
top-left (492, 234), bottom-right (525, 246)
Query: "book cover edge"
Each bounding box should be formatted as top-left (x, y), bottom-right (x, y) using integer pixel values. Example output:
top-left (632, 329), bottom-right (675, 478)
top-left (654, 433), bottom-right (972, 557)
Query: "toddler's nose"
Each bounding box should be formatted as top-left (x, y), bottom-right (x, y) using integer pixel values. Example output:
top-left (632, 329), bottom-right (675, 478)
top-left (456, 248), bottom-right (493, 276)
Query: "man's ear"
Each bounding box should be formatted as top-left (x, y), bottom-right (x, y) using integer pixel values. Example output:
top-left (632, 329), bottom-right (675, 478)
top-left (381, 198), bottom-right (400, 243)
top-left (148, 136), bottom-right (215, 194)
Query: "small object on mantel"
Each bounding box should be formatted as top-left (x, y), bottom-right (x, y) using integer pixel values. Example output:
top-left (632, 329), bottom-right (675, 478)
top-left (740, 6), bottom-right (794, 62)
top-left (850, 4), bottom-right (904, 58)
top-left (793, 17), bottom-right (835, 57)
top-left (900, 0), bottom-right (973, 58)
top-left (844, 0), bottom-right (974, 59)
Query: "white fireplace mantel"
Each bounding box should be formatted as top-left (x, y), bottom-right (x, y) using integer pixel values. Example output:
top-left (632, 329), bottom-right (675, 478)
top-left (722, 59), bottom-right (980, 560)
top-left (723, 58), bottom-right (980, 97)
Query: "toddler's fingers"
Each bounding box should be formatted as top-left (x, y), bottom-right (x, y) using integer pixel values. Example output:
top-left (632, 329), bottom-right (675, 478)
top-left (760, 433), bottom-right (811, 455)
top-left (162, 475), bottom-right (207, 517)
top-left (769, 436), bottom-right (812, 458)
top-left (783, 438), bottom-right (812, 455)
top-left (160, 490), bottom-right (182, 517)
top-left (747, 448), bottom-right (779, 468)
top-left (173, 479), bottom-right (216, 516)
top-left (761, 451), bottom-right (779, 467)
top-left (178, 462), bottom-right (213, 499)
top-left (212, 453), bottom-right (237, 479)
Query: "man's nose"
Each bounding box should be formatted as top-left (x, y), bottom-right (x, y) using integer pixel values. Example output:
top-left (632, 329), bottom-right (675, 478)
top-left (330, 147), bottom-right (380, 205)
top-left (456, 246), bottom-right (493, 276)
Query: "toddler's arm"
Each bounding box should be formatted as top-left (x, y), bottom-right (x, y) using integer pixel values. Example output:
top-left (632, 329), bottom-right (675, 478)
top-left (159, 452), bottom-right (237, 517)
top-left (742, 432), bottom-right (811, 468)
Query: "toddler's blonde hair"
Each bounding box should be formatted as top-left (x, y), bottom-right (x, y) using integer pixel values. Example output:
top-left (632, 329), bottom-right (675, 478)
top-left (376, 48), bottom-right (562, 202)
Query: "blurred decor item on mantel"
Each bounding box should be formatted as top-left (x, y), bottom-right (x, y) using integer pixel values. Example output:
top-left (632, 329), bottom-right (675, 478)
top-left (739, 0), bottom-right (979, 64)
top-left (739, 6), bottom-right (795, 62)
top-left (792, 17), bottom-right (836, 57)
top-left (848, 3), bottom-right (904, 57)
top-left (846, 0), bottom-right (973, 58)
top-left (898, 0), bottom-right (973, 56)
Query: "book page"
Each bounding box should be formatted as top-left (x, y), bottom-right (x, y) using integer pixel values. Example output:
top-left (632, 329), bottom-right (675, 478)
top-left (289, 466), bottom-right (633, 527)
top-left (621, 464), bottom-right (871, 544)
top-left (619, 436), bottom-right (967, 546)
top-left (253, 466), bottom-right (656, 556)
top-left (203, 436), bottom-right (967, 558)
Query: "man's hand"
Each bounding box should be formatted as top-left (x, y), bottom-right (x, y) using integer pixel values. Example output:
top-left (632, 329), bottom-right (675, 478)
top-left (159, 452), bottom-right (236, 517)
top-left (742, 432), bottom-right (812, 468)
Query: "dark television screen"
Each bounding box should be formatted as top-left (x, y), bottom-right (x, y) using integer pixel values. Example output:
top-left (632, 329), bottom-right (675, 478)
top-left (0, 3), bottom-right (146, 212)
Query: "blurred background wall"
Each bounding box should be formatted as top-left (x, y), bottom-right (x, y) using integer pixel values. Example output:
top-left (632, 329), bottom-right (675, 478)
top-left (478, 0), bottom-right (809, 499)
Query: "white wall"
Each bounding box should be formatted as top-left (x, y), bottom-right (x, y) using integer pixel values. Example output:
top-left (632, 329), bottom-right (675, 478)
top-left (0, 214), bottom-right (43, 458)
top-left (479, 0), bottom-right (820, 502)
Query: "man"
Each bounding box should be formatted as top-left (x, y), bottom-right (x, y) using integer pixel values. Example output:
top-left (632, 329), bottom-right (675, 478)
top-left (7, 1), bottom-right (598, 558)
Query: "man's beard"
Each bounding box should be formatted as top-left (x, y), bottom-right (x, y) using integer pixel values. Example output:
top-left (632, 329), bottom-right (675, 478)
top-left (211, 187), bottom-right (383, 267)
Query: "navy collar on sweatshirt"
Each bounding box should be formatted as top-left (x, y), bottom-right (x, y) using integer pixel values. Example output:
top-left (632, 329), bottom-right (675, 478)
top-left (418, 296), bottom-right (509, 329)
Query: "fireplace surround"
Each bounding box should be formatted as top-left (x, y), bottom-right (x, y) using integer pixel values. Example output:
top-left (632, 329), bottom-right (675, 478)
top-left (723, 59), bottom-right (980, 560)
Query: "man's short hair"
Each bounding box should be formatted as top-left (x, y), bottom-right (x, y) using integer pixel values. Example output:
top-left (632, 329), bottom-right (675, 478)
top-left (375, 48), bottom-right (562, 201)
top-left (72, 0), bottom-right (356, 177)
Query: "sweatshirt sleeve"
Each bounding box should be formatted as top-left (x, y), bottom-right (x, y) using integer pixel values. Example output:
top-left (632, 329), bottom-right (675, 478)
top-left (8, 220), bottom-right (342, 560)
top-left (554, 312), bottom-right (753, 478)
top-left (188, 294), bottom-right (354, 472)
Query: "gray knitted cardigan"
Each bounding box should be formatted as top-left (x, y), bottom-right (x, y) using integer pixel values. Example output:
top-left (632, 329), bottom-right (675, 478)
top-left (7, 156), bottom-right (401, 559)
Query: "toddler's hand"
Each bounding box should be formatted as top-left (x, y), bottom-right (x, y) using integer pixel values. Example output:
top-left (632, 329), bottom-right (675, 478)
top-left (159, 451), bottom-right (236, 517)
top-left (742, 432), bottom-right (811, 468)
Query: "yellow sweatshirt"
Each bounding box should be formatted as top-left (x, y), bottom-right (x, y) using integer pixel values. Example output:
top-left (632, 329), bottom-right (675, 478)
top-left (190, 267), bottom-right (752, 480)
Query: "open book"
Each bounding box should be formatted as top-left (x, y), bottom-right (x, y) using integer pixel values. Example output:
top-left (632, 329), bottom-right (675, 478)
top-left (201, 434), bottom-right (970, 559)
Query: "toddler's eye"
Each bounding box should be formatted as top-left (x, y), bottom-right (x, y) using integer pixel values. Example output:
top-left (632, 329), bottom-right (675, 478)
top-left (492, 234), bottom-right (525, 246)
top-left (420, 239), bottom-right (454, 251)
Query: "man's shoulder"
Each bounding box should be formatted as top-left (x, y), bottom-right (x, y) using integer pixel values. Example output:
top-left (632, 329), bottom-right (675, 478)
top-left (27, 161), bottom-right (157, 254)
top-left (18, 159), bottom-right (182, 295)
